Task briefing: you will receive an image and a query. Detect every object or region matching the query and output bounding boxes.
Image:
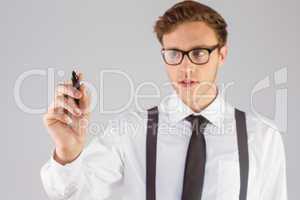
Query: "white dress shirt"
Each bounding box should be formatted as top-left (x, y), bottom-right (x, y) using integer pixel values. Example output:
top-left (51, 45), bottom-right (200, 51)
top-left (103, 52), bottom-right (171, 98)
top-left (40, 88), bottom-right (288, 200)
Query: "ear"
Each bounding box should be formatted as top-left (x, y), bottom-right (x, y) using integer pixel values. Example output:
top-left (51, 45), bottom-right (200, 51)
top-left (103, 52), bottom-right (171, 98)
top-left (218, 44), bottom-right (228, 67)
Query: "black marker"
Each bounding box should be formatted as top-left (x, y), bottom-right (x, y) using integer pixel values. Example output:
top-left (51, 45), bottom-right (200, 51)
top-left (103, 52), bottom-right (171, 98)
top-left (71, 70), bottom-right (80, 106)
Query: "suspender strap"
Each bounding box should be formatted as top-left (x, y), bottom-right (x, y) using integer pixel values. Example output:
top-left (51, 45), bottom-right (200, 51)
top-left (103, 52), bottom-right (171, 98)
top-left (235, 108), bottom-right (249, 200)
top-left (146, 106), bottom-right (159, 200)
top-left (145, 106), bottom-right (249, 200)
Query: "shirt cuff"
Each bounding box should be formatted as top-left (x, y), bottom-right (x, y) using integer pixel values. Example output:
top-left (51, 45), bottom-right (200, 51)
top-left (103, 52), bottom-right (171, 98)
top-left (50, 148), bottom-right (84, 180)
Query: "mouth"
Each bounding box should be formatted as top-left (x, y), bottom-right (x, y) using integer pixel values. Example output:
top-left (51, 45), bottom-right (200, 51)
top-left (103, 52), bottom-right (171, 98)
top-left (178, 79), bottom-right (199, 88)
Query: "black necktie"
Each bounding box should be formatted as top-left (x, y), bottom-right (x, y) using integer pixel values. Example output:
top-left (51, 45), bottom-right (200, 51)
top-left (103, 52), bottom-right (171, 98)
top-left (182, 114), bottom-right (209, 200)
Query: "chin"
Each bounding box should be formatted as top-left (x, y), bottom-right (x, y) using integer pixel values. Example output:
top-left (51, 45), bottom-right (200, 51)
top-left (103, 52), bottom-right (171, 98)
top-left (174, 86), bottom-right (196, 101)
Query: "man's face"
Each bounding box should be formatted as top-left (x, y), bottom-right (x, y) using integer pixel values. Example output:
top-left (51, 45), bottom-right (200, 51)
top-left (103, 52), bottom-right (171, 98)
top-left (162, 21), bottom-right (227, 107)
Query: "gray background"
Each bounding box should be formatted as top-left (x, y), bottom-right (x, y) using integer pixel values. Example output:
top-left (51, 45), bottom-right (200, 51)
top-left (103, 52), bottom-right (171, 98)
top-left (1, 0), bottom-right (299, 199)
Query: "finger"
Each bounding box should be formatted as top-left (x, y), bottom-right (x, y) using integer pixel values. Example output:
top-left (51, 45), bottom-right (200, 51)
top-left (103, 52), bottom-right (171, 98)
top-left (48, 105), bottom-right (64, 114)
top-left (54, 95), bottom-right (82, 117)
top-left (44, 108), bottom-right (73, 125)
top-left (73, 71), bottom-right (90, 113)
top-left (47, 105), bottom-right (86, 131)
top-left (56, 84), bottom-right (82, 99)
top-left (69, 114), bottom-right (89, 136)
top-left (78, 83), bottom-right (91, 113)
top-left (58, 79), bottom-right (72, 85)
top-left (74, 70), bottom-right (84, 82)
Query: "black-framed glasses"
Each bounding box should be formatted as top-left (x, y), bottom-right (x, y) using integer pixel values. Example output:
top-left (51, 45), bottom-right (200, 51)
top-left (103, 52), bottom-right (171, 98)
top-left (161, 44), bottom-right (220, 66)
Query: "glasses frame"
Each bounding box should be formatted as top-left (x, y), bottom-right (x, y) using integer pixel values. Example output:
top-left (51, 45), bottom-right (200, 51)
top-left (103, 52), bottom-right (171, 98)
top-left (161, 44), bottom-right (220, 66)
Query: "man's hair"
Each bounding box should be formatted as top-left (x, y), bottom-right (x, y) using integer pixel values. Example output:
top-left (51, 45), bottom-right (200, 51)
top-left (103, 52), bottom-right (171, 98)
top-left (153, 0), bottom-right (228, 47)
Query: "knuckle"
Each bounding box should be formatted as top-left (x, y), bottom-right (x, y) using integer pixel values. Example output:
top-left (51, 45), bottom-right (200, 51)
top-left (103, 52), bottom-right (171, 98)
top-left (52, 107), bottom-right (60, 114)
top-left (65, 96), bottom-right (74, 105)
top-left (55, 94), bottom-right (63, 102)
top-left (56, 84), bottom-right (64, 93)
top-left (56, 84), bottom-right (70, 95)
top-left (62, 96), bottom-right (70, 105)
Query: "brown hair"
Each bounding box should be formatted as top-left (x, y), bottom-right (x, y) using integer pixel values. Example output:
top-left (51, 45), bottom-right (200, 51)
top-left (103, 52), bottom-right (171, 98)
top-left (153, 0), bottom-right (228, 47)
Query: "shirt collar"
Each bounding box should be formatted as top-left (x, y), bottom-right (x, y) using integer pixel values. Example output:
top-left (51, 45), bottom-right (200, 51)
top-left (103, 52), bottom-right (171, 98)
top-left (159, 86), bottom-right (234, 128)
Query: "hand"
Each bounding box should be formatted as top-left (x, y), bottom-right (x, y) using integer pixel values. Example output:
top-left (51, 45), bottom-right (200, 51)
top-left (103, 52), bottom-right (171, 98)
top-left (43, 72), bottom-right (91, 165)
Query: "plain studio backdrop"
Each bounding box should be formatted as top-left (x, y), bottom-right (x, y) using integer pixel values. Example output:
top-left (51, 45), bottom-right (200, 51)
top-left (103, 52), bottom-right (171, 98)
top-left (1, 0), bottom-right (299, 199)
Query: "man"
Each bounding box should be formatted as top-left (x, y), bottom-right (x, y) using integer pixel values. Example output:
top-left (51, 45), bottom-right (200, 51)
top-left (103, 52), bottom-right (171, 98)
top-left (41, 1), bottom-right (288, 199)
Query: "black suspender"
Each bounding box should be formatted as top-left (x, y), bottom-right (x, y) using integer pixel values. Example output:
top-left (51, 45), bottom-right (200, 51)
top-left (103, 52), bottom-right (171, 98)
top-left (146, 106), bottom-right (249, 200)
top-left (235, 108), bottom-right (249, 200)
top-left (146, 106), bottom-right (159, 200)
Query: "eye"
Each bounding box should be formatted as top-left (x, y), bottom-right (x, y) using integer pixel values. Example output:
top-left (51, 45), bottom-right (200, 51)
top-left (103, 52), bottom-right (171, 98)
top-left (165, 50), bottom-right (181, 59)
top-left (162, 49), bottom-right (182, 65)
top-left (190, 49), bottom-right (208, 58)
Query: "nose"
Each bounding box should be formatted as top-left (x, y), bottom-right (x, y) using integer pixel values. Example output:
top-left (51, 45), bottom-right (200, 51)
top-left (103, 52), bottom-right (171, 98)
top-left (179, 54), bottom-right (195, 73)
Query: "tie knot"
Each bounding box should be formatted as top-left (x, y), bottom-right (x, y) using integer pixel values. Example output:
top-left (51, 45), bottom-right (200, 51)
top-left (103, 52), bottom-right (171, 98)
top-left (185, 114), bottom-right (210, 135)
top-left (185, 114), bottom-right (209, 124)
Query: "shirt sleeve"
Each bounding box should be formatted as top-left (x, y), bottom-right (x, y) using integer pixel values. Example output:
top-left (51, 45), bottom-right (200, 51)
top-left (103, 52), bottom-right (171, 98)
top-left (260, 127), bottom-right (288, 200)
top-left (40, 118), bottom-right (125, 200)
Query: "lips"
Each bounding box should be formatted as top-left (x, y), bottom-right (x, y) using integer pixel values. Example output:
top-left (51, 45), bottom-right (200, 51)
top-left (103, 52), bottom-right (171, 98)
top-left (178, 79), bottom-right (199, 87)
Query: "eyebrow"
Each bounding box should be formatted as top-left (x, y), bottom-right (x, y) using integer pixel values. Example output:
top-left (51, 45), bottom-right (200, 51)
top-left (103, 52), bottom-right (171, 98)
top-left (163, 44), bottom-right (217, 51)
